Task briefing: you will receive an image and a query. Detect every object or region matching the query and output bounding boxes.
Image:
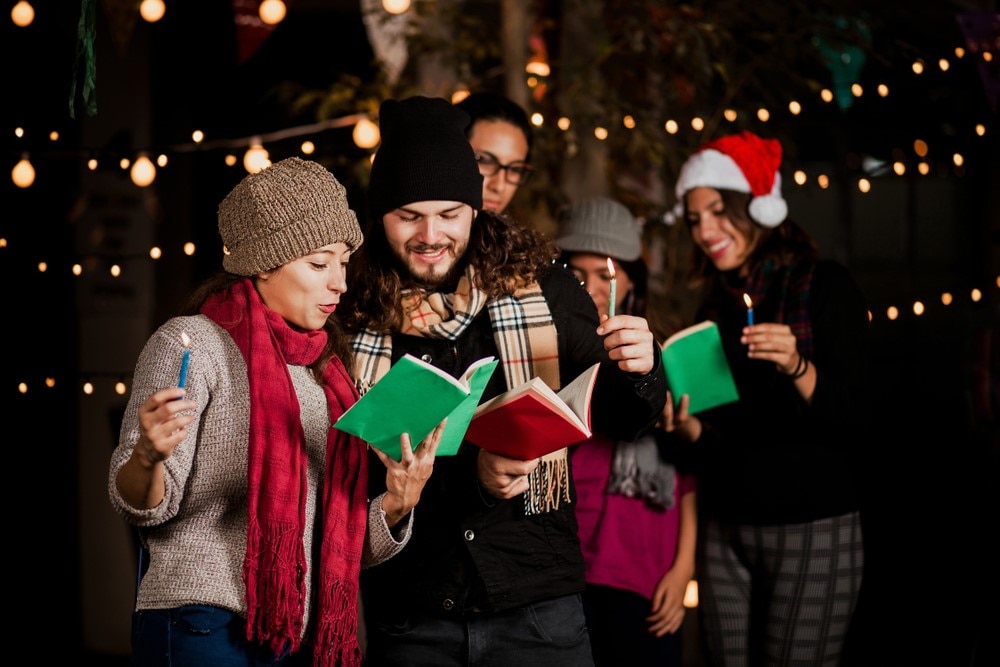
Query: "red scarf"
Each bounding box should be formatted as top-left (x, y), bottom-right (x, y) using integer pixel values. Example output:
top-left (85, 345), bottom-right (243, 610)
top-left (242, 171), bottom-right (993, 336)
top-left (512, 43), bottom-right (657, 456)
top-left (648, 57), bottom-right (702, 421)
top-left (201, 278), bottom-right (367, 667)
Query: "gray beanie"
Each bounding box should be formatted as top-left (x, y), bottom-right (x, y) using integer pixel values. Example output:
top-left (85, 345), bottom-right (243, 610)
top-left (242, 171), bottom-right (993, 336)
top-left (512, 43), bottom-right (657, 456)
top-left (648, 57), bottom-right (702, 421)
top-left (555, 197), bottom-right (642, 261)
top-left (367, 96), bottom-right (483, 222)
top-left (218, 157), bottom-right (363, 276)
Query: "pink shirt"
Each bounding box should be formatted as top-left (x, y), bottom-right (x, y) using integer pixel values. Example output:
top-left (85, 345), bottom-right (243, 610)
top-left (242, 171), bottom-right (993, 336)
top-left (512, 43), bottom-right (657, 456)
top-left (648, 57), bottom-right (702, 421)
top-left (572, 433), bottom-right (696, 600)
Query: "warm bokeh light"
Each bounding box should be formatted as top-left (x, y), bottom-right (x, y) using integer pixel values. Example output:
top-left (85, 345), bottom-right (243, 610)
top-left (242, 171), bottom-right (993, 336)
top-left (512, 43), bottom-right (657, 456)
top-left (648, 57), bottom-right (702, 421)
top-left (664, 120), bottom-right (679, 134)
top-left (83, 382), bottom-right (94, 395)
top-left (851, 83), bottom-right (863, 97)
top-left (353, 118), bottom-right (380, 149)
top-left (941, 292), bottom-right (953, 305)
top-left (259, 0), bottom-right (287, 25)
top-left (817, 174), bottom-right (830, 189)
top-left (18, 382), bottom-right (27, 394)
top-left (955, 47), bottom-right (965, 58)
top-left (49, 130), bottom-right (59, 141)
top-left (225, 154), bottom-right (238, 167)
top-left (12, 156), bottom-right (35, 188)
top-left (918, 162), bottom-right (930, 175)
top-left (858, 178), bottom-right (871, 193)
top-left (912, 60), bottom-right (925, 74)
top-left (130, 154), bottom-right (157, 187)
top-left (887, 306), bottom-right (899, 320)
top-left (525, 61), bottom-right (550, 77)
top-left (383, 0), bottom-right (411, 14)
top-left (691, 117), bottom-right (705, 131)
top-left (150, 247), bottom-right (162, 260)
top-left (820, 89), bottom-right (834, 103)
top-left (87, 158), bottom-right (98, 170)
top-left (683, 580), bottom-right (698, 608)
top-left (183, 242), bottom-right (196, 256)
top-left (115, 381), bottom-right (128, 395)
top-left (723, 109), bottom-right (737, 122)
top-left (557, 117), bottom-right (571, 131)
top-left (450, 89), bottom-right (469, 104)
top-left (971, 288), bottom-right (982, 302)
top-left (913, 139), bottom-right (928, 157)
top-left (975, 123), bottom-right (986, 136)
top-left (793, 170), bottom-right (806, 185)
top-left (37, 261), bottom-right (47, 272)
top-left (45, 377), bottom-right (56, 388)
top-left (594, 127), bottom-right (608, 140)
top-left (72, 264), bottom-right (82, 276)
top-left (622, 115), bottom-right (635, 129)
top-left (300, 140), bottom-right (315, 154)
top-left (243, 141), bottom-right (270, 173)
top-left (530, 112), bottom-right (543, 127)
top-left (938, 58), bottom-right (950, 72)
top-left (893, 162), bottom-right (906, 176)
top-left (192, 130), bottom-right (205, 143)
top-left (11, 1), bottom-right (34, 27)
top-left (788, 101), bottom-right (801, 115)
top-left (913, 301), bottom-right (925, 316)
top-left (756, 108), bottom-right (770, 122)
top-left (157, 154), bottom-right (168, 167)
top-left (877, 83), bottom-right (889, 97)
top-left (119, 157), bottom-right (131, 170)
top-left (984, 52), bottom-right (993, 63)
top-left (139, 0), bottom-right (165, 23)
top-left (110, 264), bottom-right (122, 277)
top-left (953, 153), bottom-right (964, 167)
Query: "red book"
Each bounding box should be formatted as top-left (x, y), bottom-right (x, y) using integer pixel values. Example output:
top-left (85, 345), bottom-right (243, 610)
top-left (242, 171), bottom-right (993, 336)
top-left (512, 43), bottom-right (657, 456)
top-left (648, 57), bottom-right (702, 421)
top-left (463, 363), bottom-right (600, 460)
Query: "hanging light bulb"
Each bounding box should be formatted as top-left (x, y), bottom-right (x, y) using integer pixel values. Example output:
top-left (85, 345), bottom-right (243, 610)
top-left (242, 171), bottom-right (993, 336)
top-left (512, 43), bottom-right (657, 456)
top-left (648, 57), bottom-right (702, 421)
top-left (259, 0), bottom-right (287, 25)
top-left (12, 155), bottom-right (35, 188)
top-left (11, 1), bottom-right (34, 27)
top-left (139, 0), bottom-right (165, 23)
top-left (383, 0), bottom-right (411, 14)
top-left (352, 118), bottom-right (380, 149)
top-left (243, 140), bottom-right (270, 174)
top-left (130, 154), bottom-right (157, 187)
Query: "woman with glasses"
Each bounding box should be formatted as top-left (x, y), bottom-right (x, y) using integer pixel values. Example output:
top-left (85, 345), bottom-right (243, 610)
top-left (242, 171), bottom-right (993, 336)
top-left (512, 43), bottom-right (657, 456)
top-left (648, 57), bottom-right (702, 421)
top-left (456, 92), bottom-right (534, 215)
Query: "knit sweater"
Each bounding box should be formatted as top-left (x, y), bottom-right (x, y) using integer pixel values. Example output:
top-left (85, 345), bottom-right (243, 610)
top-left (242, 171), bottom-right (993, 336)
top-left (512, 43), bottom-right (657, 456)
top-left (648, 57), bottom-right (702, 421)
top-left (108, 314), bottom-right (409, 635)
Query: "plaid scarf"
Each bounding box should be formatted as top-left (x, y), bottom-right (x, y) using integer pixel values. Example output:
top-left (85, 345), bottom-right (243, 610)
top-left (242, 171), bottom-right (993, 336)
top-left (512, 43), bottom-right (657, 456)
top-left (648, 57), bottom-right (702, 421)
top-left (725, 257), bottom-right (816, 358)
top-left (351, 265), bottom-right (569, 514)
top-left (201, 279), bottom-right (367, 667)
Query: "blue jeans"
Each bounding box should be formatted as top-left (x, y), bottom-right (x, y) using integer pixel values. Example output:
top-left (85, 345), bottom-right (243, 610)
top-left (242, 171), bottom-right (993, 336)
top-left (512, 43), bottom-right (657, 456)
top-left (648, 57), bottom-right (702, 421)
top-left (130, 605), bottom-right (307, 667)
top-left (364, 594), bottom-right (594, 667)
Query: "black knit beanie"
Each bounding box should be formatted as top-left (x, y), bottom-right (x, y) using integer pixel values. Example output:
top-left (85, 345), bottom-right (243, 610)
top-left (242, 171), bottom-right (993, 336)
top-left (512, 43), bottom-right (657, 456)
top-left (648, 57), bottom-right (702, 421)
top-left (367, 96), bottom-right (484, 222)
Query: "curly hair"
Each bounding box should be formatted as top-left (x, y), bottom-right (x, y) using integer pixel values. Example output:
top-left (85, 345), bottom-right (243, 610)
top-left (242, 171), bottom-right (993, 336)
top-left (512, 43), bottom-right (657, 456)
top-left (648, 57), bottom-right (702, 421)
top-left (339, 210), bottom-right (557, 333)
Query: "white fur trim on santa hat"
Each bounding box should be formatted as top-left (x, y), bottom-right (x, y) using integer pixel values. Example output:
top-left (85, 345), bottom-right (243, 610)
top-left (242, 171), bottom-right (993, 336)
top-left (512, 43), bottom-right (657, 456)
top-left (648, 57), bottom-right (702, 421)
top-left (673, 138), bottom-right (788, 228)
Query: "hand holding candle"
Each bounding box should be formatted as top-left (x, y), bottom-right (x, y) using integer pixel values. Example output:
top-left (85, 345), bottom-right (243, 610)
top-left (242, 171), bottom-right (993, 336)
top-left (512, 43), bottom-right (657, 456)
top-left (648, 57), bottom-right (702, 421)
top-left (178, 332), bottom-right (191, 388)
top-left (606, 257), bottom-right (617, 318)
top-left (743, 293), bottom-right (754, 326)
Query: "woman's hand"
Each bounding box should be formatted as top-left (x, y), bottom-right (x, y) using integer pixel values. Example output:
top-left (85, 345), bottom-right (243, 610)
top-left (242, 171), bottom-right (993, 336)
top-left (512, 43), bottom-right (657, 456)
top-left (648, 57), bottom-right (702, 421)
top-left (373, 420), bottom-right (444, 527)
top-left (646, 567), bottom-right (690, 637)
top-left (742, 323), bottom-right (801, 375)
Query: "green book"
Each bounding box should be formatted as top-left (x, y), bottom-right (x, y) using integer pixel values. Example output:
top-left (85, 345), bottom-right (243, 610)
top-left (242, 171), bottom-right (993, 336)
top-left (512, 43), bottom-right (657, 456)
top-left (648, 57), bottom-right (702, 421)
top-left (661, 320), bottom-right (739, 414)
top-left (334, 354), bottom-right (499, 461)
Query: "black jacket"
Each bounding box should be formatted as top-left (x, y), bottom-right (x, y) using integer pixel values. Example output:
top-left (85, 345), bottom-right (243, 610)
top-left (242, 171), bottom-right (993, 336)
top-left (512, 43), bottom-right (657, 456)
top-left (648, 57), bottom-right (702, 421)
top-left (360, 264), bottom-right (666, 621)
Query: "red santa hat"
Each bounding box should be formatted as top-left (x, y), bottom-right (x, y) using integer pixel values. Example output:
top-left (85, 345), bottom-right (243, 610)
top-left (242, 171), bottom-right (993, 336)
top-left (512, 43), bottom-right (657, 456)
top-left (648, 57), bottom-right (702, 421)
top-left (672, 131), bottom-right (788, 228)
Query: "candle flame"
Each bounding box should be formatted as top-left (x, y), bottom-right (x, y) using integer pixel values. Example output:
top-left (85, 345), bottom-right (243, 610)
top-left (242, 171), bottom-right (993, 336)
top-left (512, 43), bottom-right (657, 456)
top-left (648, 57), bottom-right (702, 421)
top-left (179, 331), bottom-right (191, 348)
top-left (606, 257), bottom-right (616, 278)
top-left (743, 293), bottom-right (753, 308)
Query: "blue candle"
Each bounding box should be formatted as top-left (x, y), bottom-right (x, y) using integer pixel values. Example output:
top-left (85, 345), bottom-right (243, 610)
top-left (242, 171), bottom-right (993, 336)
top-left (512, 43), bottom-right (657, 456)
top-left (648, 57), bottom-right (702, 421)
top-left (743, 293), bottom-right (754, 326)
top-left (178, 332), bottom-right (191, 388)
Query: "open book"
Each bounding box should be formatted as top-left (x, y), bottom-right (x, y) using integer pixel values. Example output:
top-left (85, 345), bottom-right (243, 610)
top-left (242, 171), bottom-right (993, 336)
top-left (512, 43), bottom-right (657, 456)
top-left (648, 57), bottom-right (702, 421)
top-left (463, 362), bottom-right (601, 460)
top-left (334, 354), bottom-right (499, 461)
top-left (661, 320), bottom-right (739, 414)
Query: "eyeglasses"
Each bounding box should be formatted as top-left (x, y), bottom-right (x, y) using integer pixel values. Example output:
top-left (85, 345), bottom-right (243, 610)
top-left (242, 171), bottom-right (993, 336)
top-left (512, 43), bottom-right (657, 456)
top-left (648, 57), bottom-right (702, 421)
top-left (474, 151), bottom-right (534, 185)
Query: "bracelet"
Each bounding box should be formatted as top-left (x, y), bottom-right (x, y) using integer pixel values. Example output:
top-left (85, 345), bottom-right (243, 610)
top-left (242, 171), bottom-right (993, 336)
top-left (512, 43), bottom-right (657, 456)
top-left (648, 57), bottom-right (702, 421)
top-left (786, 355), bottom-right (809, 380)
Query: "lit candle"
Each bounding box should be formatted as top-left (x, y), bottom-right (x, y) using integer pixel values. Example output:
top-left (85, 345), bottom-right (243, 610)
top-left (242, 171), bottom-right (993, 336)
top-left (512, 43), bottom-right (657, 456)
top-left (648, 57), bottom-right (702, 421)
top-left (178, 332), bottom-right (191, 388)
top-left (607, 257), bottom-right (617, 318)
top-left (743, 293), bottom-right (754, 326)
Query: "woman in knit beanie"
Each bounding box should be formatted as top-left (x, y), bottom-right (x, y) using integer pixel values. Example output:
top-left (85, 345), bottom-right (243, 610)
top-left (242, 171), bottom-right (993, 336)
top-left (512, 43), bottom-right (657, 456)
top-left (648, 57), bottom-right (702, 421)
top-left (666, 132), bottom-right (870, 666)
top-left (555, 197), bottom-right (696, 667)
top-left (109, 157), bottom-right (443, 667)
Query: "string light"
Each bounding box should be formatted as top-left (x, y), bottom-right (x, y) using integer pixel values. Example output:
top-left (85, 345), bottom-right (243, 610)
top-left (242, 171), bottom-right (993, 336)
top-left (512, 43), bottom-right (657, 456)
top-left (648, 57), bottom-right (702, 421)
top-left (243, 140), bottom-right (270, 173)
top-left (11, 1), bottom-right (34, 27)
top-left (11, 155), bottom-right (35, 188)
top-left (259, 0), bottom-right (287, 25)
top-left (139, 0), bottom-right (165, 23)
top-left (130, 154), bottom-right (157, 187)
top-left (382, 0), bottom-right (411, 14)
top-left (352, 118), bottom-right (380, 149)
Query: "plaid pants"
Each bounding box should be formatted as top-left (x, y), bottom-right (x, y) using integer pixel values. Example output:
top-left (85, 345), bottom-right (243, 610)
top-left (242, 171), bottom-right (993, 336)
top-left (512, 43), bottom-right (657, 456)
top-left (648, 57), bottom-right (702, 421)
top-left (697, 512), bottom-right (863, 667)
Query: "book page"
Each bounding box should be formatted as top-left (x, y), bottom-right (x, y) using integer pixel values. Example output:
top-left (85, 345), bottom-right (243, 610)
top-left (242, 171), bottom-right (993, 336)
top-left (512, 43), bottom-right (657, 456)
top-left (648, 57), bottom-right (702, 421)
top-left (555, 362), bottom-right (600, 429)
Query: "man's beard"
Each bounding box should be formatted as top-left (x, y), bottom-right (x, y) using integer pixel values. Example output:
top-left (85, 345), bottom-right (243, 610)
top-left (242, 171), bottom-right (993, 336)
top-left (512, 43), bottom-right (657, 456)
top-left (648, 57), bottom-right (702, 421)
top-left (390, 239), bottom-right (469, 290)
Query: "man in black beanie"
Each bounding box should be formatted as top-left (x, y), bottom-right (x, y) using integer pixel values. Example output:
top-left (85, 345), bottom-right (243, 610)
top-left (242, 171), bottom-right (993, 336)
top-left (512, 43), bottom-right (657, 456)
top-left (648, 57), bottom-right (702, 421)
top-left (340, 95), bottom-right (666, 667)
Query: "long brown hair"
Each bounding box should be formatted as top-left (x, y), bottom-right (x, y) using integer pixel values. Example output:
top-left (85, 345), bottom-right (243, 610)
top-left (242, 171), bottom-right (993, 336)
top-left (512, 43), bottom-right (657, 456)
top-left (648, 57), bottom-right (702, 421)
top-left (685, 189), bottom-right (818, 294)
top-left (180, 270), bottom-right (355, 383)
top-left (340, 210), bottom-right (557, 332)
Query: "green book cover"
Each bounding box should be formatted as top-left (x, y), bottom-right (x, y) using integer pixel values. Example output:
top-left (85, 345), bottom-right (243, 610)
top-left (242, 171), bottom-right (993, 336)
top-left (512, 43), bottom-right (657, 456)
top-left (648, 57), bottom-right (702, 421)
top-left (334, 354), bottom-right (498, 461)
top-left (661, 320), bottom-right (739, 414)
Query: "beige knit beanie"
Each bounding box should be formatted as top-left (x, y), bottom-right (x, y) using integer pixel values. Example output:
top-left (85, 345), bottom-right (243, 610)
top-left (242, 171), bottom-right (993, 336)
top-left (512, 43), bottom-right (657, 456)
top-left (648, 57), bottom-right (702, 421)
top-left (218, 157), bottom-right (363, 276)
